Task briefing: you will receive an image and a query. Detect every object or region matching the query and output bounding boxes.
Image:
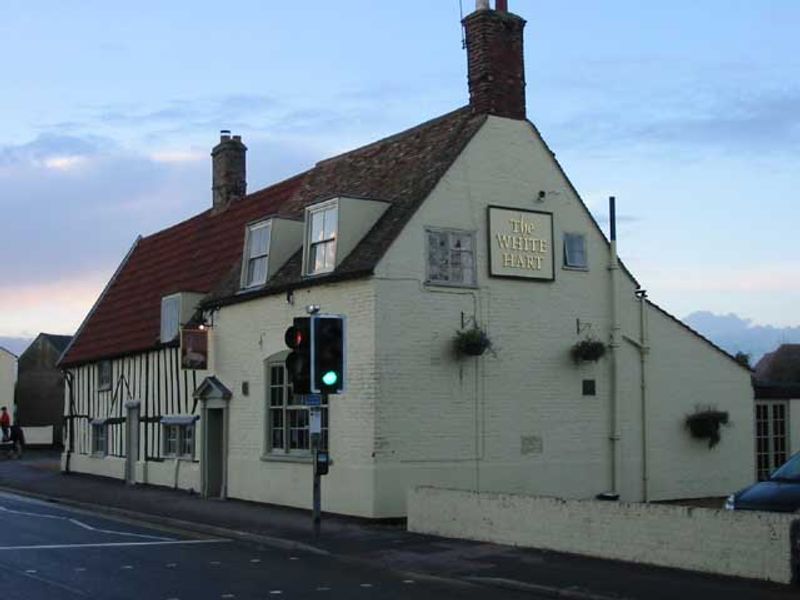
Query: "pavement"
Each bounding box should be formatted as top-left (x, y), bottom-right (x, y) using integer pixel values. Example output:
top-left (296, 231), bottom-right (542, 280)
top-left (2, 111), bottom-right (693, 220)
top-left (0, 449), bottom-right (796, 600)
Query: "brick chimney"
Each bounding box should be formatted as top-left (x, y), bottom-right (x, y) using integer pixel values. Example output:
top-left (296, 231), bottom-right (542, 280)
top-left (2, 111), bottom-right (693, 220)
top-left (463, 0), bottom-right (527, 120)
top-left (211, 130), bottom-right (247, 213)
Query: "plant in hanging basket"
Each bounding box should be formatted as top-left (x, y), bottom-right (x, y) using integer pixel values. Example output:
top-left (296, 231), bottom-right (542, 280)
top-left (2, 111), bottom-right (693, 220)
top-left (570, 338), bottom-right (606, 363)
top-left (454, 326), bottom-right (493, 357)
top-left (685, 407), bottom-right (730, 448)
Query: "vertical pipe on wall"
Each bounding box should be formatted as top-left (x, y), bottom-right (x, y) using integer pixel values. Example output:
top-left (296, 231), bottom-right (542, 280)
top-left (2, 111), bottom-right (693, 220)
top-left (608, 196), bottom-right (621, 497)
top-left (638, 290), bottom-right (650, 501)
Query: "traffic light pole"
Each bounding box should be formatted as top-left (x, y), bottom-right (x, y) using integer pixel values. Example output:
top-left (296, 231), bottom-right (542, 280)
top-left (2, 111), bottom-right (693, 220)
top-left (311, 430), bottom-right (321, 539)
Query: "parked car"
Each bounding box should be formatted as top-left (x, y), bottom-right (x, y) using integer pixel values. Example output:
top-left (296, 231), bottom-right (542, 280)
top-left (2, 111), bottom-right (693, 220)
top-left (726, 452), bottom-right (800, 512)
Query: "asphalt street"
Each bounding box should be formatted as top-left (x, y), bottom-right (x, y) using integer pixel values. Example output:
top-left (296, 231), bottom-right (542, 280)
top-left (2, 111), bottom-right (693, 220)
top-left (0, 491), bottom-right (534, 600)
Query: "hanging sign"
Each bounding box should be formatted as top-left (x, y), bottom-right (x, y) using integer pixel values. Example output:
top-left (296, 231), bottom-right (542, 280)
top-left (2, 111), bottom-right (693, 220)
top-left (488, 206), bottom-right (554, 280)
top-left (181, 327), bottom-right (208, 370)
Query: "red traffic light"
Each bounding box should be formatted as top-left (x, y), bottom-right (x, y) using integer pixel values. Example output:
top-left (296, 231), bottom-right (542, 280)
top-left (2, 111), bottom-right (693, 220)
top-left (284, 326), bottom-right (304, 349)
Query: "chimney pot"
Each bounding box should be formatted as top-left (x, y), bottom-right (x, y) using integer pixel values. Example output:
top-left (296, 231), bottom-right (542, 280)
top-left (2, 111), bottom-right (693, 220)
top-left (476, 0), bottom-right (489, 10)
top-left (496, 0), bottom-right (508, 12)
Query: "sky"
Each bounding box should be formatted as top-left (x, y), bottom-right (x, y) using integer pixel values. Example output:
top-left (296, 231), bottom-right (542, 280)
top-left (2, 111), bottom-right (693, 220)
top-left (0, 0), bottom-right (798, 348)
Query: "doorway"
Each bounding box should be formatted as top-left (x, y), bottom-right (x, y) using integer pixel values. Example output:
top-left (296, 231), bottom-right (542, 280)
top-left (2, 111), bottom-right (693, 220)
top-left (204, 408), bottom-right (225, 498)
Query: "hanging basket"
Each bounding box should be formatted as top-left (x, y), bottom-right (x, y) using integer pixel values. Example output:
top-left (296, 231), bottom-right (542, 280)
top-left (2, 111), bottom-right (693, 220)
top-left (685, 408), bottom-right (730, 448)
top-left (454, 326), bottom-right (493, 357)
top-left (570, 339), bottom-right (606, 363)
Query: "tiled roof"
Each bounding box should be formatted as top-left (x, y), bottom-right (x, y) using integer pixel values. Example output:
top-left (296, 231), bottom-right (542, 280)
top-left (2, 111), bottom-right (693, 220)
top-left (60, 107), bottom-right (486, 367)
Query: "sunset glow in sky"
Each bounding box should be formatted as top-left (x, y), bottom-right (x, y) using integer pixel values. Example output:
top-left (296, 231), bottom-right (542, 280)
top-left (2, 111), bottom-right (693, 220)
top-left (1, 1), bottom-right (798, 343)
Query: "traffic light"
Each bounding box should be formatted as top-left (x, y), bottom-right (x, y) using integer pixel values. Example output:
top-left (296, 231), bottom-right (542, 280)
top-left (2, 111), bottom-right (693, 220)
top-left (284, 317), bottom-right (311, 394)
top-left (312, 315), bottom-right (345, 394)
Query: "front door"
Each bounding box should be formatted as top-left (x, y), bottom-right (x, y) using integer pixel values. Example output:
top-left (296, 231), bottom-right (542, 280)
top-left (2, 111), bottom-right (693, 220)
top-left (755, 401), bottom-right (789, 480)
top-left (204, 407), bottom-right (225, 497)
top-left (124, 401), bottom-right (140, 486)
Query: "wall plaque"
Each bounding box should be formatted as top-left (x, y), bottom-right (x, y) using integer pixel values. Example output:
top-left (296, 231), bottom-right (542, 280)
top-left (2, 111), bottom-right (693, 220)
top-left (488, 206), bottom-right (554, 280)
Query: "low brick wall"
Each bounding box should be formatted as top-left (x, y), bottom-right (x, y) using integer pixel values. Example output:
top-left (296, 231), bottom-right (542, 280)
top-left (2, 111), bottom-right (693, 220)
top-left (408, 486), bottom-right (798, 584)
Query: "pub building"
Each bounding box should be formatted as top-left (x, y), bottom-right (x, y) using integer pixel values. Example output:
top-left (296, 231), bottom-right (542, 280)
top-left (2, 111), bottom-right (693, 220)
top-left (59, 1), bottom-right (753, 518)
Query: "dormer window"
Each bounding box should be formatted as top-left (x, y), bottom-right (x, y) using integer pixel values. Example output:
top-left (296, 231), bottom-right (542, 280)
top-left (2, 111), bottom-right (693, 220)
top-left (160, 294), bottom-right (181, 343)
top-left (305, 201), bottom-right (338, 275)
top-left (241, 220), bottom-right (272, 288)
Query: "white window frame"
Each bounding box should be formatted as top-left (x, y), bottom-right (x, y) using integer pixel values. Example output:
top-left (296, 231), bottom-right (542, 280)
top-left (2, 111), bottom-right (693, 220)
top-left (91, 421), bottom-right (108, 456)
top-left (160, 294), bottom-right (181, 343)
top-left (97, 360), bottom-right (112, 392)
top-left (563, 232), bottom-right (588, 270)
top-left (161, 419), bottom-right (196, 460)
top-left (425, 227), bottom-right (477, 288)
top-left (755, 401), bottom-right (789, 481)
top-left (304, 200), bottom-right (338, 276)
top-left (264, 354), bottom-right (328, 456)
top-left (240, 219), bottom-right (272, 289)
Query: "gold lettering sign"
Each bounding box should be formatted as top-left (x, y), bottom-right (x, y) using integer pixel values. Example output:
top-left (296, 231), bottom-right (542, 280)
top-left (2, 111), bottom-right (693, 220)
top-left (488, 206), bottom-right (554, 280)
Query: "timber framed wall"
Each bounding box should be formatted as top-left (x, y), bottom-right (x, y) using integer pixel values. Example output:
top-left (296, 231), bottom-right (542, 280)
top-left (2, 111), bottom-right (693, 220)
top-left (66, 346), bottom-right (203, 463)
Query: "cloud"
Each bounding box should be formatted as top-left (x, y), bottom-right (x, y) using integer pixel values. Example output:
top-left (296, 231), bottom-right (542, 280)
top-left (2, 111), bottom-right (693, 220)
top-left (0, 337), bottom-right (32, 356)
top-left (0, 133), bottom-right (110, 170)
top-left (684, 311), bottom-right (800, 362)
top-left (0, 273), bottom-right (108, 338)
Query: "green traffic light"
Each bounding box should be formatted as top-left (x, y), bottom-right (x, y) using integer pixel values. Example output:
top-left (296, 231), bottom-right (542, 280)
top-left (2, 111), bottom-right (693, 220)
top-left (322, 370), bottom-right (339, 386)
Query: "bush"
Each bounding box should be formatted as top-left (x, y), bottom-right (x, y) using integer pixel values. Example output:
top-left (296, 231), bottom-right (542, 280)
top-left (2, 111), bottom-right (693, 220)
top-left (570, 339), bottom-right (606, 363)
top-left (685, 408), bottom-right (730, 448)
top-left (454, 326), bottom-right (493, 357)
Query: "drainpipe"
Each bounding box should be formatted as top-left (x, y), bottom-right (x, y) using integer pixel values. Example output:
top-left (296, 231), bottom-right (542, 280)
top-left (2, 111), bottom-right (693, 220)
top-left (636, 289), bottom-right (650, 501)
top-left (608, 196), bottom-right (621, 497)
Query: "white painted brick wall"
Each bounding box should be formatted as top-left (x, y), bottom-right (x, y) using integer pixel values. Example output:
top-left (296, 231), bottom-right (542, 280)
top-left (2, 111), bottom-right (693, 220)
top-left (408, 486), bottom-right (797, 584)
top-left (212, 279), bottom-right (380, 516)
top-left (370, 116), bottom-right (754, 516)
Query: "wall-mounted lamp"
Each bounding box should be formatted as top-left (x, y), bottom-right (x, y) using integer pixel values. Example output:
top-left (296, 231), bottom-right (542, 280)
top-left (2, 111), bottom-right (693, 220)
top-left (286, 289), bottom-right (295, 306)
top-left (306, 304), bottom-right (321, 315)
top-left (537, 190), bottom-right (546, 202)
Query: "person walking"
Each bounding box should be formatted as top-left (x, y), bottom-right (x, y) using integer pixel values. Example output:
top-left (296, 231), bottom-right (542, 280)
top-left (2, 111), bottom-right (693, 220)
top-left (0, 406), bottom-right (10, 442)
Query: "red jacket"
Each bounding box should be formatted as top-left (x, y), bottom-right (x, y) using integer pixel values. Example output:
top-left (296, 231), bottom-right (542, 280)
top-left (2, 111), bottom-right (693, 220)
top-left (0, 412), bottom-right (9, 427)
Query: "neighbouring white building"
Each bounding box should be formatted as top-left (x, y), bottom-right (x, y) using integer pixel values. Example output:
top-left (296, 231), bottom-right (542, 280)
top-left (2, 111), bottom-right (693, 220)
top-left (59, 1), bottom-right (753, 518)
top-left (0, 347), bottom-right (17, 422)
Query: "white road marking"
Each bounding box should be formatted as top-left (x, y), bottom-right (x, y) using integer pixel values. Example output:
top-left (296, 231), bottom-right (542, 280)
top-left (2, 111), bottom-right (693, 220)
top-left (316, 586), bottom-right (331, 591)
top-left (0, 539), bottom-right (230, 551)
top-left (0, 504), bottom-right (173, 541)
top-left (210, 560), bottom-right (221, 565)
top-left (403, 579), bottom-right (415, 584)
top-left (289, 556), bottom-right (299, 561)
top-left (21, 569), bottom-right (89, 596)
top-left (166, 563), bottom-right (178, 568)
top-left (359, 583), bottom-right (373, 588)
top-left (249, 558), bottom-right (261, 563)
top-left (121, 565), bottom-right (134, 570)
top-left (75, 567), bottom-right (87, 572)
top-left (221, 594), bottom-right (235, 599)
top-left (269, 591), bottom-right (283, 595)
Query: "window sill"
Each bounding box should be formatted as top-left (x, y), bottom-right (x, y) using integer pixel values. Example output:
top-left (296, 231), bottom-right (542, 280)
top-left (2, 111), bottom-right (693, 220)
top-left (260, 453), bottom-right (313, 464)
top-left (302, 269), bottom-right (335, 279)
top-left (163, 455), bottom-right (197, 462)
top-left (562, 265), bottom-right (589, 272)
top-left (424, 280), bottom-right (479, 290)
